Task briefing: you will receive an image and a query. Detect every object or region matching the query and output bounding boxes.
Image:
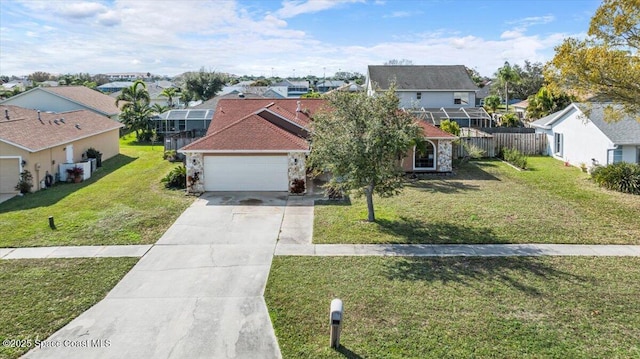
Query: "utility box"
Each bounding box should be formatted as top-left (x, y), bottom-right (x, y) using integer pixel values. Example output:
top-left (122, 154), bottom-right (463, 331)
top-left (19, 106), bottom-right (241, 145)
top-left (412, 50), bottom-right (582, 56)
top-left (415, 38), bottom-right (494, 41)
top-left (329, 298), bottom-right (343, 348)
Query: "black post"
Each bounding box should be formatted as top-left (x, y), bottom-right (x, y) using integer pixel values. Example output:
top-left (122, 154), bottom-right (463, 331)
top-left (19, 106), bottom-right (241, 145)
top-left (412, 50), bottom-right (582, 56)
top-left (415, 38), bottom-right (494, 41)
top-left (49, 216), bottom-right (56, 230)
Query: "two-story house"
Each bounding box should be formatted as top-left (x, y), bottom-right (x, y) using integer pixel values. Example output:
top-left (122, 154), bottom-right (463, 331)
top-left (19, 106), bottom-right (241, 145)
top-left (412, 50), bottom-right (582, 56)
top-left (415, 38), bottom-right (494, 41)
top-left (366, 65), bottom-right (492, 128)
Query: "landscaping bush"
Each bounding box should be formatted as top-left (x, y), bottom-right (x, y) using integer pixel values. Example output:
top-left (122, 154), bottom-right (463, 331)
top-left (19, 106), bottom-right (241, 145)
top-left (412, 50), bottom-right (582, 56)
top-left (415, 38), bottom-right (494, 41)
top-left (440, 119), bottom-right (460, 136)
top-left (500, 147), bottom-right (528, 169)
top-left (461, 141), bottom-right (486, 160)
top-left (14, 170), bottom-right (33, 194)
top-left (161, 165), bottom-right (186, 189)
top-left (290, 178), bottom-right (306, 194)
top-left (591, 162), bottom-right (640, 195)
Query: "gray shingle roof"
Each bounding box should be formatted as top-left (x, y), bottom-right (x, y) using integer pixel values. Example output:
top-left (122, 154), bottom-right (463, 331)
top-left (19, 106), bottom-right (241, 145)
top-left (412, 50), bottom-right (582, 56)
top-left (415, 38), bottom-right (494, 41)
top-left (368, 65), bottom-right (478, 91)
top-left (575, 103), bottom-right (640, 145)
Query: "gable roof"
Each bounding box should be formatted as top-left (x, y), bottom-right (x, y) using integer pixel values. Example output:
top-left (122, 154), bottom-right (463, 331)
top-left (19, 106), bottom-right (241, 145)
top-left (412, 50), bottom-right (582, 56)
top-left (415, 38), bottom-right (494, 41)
top-left (415, 120), bottom-right (458, 139)
top-left (368, 65), bottom-right (479, 91)
top-left (531, 103), bottom-right (640, 145)
top-left (2, 86), bottom-right (121, 116)
top-left (181, 99), bottom-right (326, 152)
top-left (0, 105), bottom-right (123, 152)
top-left (575, 103), bottom-right (640, 145)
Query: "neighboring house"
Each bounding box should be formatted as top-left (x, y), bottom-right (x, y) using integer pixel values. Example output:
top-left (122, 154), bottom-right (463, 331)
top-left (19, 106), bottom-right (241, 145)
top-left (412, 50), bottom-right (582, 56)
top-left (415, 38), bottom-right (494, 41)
top-left (0, 105), bottom-right (123, 194)
top-left (475, 80), bottom-right (492, 106)
top-left (154, 109), bottom-right (215, 136)
top-left (271, 80), bottom-right (310, 98)
top-left (98, 81), bottom-right (135, 94)
top-left (104, 72), bottom-right (149, 81)
top-left (531, 103), bottom-right (640, 167)
top-left (401, 121), bottom-right (457, 173)
top-left (366, 65), bottom-right (479, 109)
top-left (512, 100), bottom-right (529, 119)
top-left (316, 80), bottom-right (345, 93)
top-left (179, 99), bottom-right (326, 193)
top-left (0, 86), bottom-right (121, 121)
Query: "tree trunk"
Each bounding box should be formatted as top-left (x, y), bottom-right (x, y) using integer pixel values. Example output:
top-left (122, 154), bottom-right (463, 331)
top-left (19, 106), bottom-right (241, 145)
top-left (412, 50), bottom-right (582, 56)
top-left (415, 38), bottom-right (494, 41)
top-left (365, 184), bottom-right (375, 222)
top-left (505, 83), bottom-right (509, 112)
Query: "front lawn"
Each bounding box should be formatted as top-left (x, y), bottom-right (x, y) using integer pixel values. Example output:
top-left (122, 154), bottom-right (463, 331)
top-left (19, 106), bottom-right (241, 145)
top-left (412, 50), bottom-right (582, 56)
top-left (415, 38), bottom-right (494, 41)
top-left (0, 136), bottom-right (194, 247)
top-left (0, 257), bottom-right (138, 359)
top-left (314, 157), bottom-right (640, 244)
top-left (266, 256), bottom-right (640, 358)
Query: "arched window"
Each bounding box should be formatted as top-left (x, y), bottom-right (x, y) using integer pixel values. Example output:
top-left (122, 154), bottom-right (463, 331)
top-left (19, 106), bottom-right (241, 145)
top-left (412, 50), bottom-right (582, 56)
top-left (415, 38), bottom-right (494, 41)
top-left (414, 141), bottom-right (436, 170)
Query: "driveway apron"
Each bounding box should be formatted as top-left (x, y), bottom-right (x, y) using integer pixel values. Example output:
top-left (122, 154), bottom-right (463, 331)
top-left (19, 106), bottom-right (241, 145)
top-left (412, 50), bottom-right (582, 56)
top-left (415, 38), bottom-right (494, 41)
top-left (24, 192), bottom-right (287, 359)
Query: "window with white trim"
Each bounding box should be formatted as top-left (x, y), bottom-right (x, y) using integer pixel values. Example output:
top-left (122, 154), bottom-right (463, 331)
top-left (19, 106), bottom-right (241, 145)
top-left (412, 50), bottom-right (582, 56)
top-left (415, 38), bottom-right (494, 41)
top-left (414, 142), bottom-right (436, 169)
top-left (554, 133), bottom-right (563, 156)
top-left (453, 92), bottom-right (469, 105)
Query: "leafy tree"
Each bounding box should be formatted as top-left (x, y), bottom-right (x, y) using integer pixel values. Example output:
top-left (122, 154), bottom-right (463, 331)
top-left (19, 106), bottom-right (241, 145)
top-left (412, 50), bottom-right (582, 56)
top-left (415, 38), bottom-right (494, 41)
top-left (495, 61), bottom-right (521, 112)
top-left (28, 71), bottom-right (52, 82)
top-left (301, 91), bottom-right (322, 99)
top-left (152, 103), bottom-right (169, 115)
top-left (308, 85), bottom-right (423, 222)
top-left (179, 90), bottom-right (195, 106)
top-left (511, 61), bottom-right (544, 100)
top-left (250, 79), bottom-right (271, 87)
top-left (546, 0), bottom-right (640, 121)
top-left (182, 67), bottom-right (227, 101)
top-left (440, 119), bottom-right (461, 136)
top-left (484, 95), bottom-right (501, 114)
top-left (116, 80), bottom-right (153, 140)
top-left (465, 67), bottom-right (486, 88)
top-left (526, 86), bottom-right (575, 119)
top-left (160, 87), bottom-right (178, 108)
top-left (500, 113), bottom-right (520, 127)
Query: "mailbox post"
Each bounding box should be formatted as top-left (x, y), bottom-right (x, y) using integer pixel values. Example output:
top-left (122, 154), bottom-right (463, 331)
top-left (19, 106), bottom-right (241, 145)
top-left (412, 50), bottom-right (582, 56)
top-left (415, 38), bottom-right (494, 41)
top-left (329, 298), bottom-right (343, 348)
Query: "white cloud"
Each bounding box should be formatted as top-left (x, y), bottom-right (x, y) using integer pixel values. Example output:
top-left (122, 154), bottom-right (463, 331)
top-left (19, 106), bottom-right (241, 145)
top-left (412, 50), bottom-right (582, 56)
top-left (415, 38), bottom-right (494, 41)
top-left (384, 11), bottom-right (412, 18)
top-left (507, 15), bottom-right (555, 27)
top-left (500, 30), bottom-right (523, 39)
top-left (57, 2), bottom-right (108, 19)
top-left (275, 0), bottom-right (363, 19)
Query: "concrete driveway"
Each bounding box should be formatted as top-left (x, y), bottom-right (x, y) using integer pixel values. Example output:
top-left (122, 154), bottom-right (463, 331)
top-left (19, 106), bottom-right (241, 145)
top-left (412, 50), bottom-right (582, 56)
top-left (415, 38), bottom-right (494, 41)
top-left (25, 192), bottom-right (288, 359)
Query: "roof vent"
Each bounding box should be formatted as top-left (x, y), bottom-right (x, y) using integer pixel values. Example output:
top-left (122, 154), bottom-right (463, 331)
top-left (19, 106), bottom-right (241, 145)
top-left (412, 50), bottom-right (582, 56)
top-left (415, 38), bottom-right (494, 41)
top-left (5, 109), bottom-right (10, 120)
top-left (238, 92), bottom-right (245, 98)
top-left (60, 118), bottom-right (65, 124)
top-left (54, 119), bottom-right (59, 125)
top-left (296, 101), bottom-right (301, 112)
top-left (75, 124), bottom-right (81, 129)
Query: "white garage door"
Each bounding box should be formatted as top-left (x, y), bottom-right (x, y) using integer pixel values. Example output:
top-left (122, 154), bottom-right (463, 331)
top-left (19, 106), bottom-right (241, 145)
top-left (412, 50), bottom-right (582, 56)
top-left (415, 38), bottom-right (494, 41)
top-left (204, 155), bottom-right (289, 191)
top-left (0, 158), bottom-right (20, 193)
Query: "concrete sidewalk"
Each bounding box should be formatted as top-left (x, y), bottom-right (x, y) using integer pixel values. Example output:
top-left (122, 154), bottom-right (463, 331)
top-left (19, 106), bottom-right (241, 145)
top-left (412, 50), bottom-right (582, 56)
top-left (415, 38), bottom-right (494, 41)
top-left (0, 245), bottom-right (151, 260)
top-left (275, 243), bottom-right (640, 257)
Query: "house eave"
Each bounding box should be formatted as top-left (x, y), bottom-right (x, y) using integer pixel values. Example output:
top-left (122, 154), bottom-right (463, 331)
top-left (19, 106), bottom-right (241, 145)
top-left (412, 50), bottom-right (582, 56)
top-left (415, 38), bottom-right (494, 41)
top-left (178, 149), bottom-right (309, 154)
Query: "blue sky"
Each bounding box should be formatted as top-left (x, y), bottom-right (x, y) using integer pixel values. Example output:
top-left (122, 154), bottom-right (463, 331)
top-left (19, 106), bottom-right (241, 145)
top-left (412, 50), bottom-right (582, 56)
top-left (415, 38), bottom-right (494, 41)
top-left (0, 0), bottom-right (602, 78)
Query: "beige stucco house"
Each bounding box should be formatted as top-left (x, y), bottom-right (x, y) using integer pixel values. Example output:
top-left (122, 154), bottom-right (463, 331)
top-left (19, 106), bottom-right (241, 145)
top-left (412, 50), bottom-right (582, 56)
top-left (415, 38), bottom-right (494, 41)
top-left (0, 105), bottom-right (123, 194)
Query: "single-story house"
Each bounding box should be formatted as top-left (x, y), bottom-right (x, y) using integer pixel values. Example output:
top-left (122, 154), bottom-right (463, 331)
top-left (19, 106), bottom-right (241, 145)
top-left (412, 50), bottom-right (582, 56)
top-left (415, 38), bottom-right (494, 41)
top-left (0, 105), bottom-right (123, 194)
top-left (402, 121), bottom-right (457, 173)
top-left (531, 103), bottom-right (640, 167)
top-left (179, 99), bottom-right (325, 193)
top-left (0, 86), bottom-right (121, 121)
top-left (179, 98), bottom-right (456, 194)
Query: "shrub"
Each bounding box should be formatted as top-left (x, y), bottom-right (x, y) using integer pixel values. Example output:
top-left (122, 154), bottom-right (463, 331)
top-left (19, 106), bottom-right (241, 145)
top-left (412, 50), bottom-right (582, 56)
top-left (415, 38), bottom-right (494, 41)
top-left (500, 113), bottom-right (519, 127)
top-left (461, 141), bottom-right (485, 159)
top-left (161, 165), bottom-right (186, 189)
top-left (163, 150), bottom-right (177, 161)
top-left (290, 178), bottom-right (306, 194)
top-left (440, 119), bottom-right (460, 136)
top-left (591, 162), bottom-right (640, 195)
top-left (501, 147), bottom-right (528, 169)
top-left (14, 170), bottom-right (33, 194)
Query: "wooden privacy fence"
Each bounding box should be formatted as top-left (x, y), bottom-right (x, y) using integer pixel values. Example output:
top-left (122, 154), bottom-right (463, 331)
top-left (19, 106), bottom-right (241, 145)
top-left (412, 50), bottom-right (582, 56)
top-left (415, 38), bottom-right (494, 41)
top-left (453, 131), bottom-right (547, 158)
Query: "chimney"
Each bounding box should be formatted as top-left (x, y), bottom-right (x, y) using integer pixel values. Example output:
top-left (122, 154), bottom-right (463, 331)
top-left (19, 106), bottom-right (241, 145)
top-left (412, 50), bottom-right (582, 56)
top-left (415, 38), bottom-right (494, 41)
top-left (296, 101), bottom-right (301, 112)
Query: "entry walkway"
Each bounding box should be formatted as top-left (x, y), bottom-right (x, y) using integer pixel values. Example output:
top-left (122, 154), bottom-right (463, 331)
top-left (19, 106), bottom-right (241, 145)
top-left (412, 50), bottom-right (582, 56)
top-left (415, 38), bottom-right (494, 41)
top-left (0, 245), bottom-right (151, 259)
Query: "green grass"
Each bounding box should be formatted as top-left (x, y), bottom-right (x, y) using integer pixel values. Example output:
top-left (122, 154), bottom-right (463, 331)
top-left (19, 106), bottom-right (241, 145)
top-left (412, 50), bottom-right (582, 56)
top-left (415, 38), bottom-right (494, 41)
top-left (0, 257), bottom-right (138, 359)
top-left (0, 136), bottom-right (195, 247)
top-left (314, 157), bottom-right (640, 244)
top-left (266, 256), bottom-right (640, 359)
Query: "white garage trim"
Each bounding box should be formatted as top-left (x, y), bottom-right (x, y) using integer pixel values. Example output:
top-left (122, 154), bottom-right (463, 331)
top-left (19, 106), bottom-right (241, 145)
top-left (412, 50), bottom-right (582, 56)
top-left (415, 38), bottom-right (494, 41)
top-left (204, 155), bottom-right (289, 191)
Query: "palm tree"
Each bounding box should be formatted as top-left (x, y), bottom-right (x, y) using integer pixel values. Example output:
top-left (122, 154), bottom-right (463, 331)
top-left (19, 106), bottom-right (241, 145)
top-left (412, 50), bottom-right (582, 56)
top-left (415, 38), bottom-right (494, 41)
top-left (160, 87), bottom-right (178, 108)
top-left (496, 61), bottom-right (521, 112)
top-left (116, 80), bottom-right (152, 140)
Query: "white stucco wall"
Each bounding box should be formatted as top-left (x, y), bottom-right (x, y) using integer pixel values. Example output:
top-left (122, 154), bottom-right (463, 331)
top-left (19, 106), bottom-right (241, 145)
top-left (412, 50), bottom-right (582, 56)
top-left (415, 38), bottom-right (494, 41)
top-left (2, 90), bottom-right (85, 113)
top-left (538, 107), bottom-right (615, 166)
top-left (396, 91), bottom-right (476, 109)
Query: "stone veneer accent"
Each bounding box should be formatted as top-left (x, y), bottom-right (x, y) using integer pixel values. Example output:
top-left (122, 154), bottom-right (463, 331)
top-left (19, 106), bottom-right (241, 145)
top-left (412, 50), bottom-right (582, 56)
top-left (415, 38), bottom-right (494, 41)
top-left (185, 152), bottom-right (204, 194)
top-left (437, 140), bottom-right (453, 172)
top-left (287, 152), bottom-right (307, 194)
